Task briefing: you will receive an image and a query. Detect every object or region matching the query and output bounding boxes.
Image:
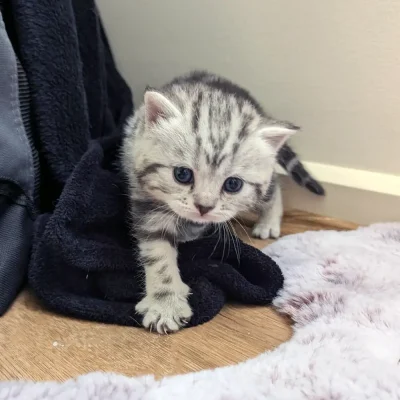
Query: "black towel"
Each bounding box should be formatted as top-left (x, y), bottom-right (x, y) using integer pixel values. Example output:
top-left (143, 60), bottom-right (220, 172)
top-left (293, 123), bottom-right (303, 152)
top-left (28, 135), bottom-right (284, 327)
top-left (0, 0), bottom-right (133, 314)
top-left (10, 0), bottom-right (133, 211)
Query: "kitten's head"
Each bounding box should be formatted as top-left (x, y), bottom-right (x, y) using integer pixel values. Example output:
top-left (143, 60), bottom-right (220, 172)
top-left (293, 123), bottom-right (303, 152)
top-left (123, 84), bottom-right (297, 224)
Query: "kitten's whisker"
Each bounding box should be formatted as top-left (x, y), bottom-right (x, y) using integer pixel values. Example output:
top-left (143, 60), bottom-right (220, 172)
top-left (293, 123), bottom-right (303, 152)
top-left (229, 224), bottom-right (240, 265)
top-left (221, 223), bottom-right (227, 262)
top-left (145, 207), bottom-right (172, 228)
top-left (161, 211), bottom-right (176, 243)
top-left (223, 223), bottom-right (230, 261)
top-left (225, 223), bottom-right (233, 262)
top-left (227, 221), bottom-right (241, 265)
top-left (224, 221), bottom-right (236, 264)
top-left (175, 216), bottom-right (184, 238)
top-left (232, 217), bottom-right (255, 247)
top-left (202, 224), bottom-right (218, 239)
top-left (131, 204), bottom-right (170, 229)
top-left (209, 224), bottom-right (222, 259)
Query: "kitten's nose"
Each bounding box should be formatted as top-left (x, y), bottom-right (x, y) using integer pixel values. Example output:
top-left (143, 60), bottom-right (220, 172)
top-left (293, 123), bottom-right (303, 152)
top-left (195, 204), bottom-right (214, 216)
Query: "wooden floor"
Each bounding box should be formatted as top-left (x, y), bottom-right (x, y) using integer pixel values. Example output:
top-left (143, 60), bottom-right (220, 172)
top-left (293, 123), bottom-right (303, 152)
top-left (0, 210), bottom-right (357, 381)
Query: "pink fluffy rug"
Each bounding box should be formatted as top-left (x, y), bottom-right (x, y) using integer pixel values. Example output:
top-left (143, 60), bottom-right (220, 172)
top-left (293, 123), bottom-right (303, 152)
top-left (2, 223), bottom-right (400, 399)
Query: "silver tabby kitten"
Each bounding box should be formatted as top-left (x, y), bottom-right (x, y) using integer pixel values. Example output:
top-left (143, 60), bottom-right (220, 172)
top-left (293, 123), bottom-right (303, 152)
top-left (122, 71), bottom-right (324, 334)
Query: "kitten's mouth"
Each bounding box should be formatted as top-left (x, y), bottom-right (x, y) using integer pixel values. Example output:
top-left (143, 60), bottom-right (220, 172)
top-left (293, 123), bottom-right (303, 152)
top-left (168, 203), bottom-right (228, 224)
top-left (179, 211), bottom-right (227, 225)
top-left (172, 209), bottom-right (219, 224)
top-left (182, 215), bottom-right (216, 224)
top-left (187, 219), bottom-right (209, 225)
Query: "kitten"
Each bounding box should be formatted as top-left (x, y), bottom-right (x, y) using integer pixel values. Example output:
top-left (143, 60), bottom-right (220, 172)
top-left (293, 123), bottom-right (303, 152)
top-left (122, 71), bottom-right (324, 334)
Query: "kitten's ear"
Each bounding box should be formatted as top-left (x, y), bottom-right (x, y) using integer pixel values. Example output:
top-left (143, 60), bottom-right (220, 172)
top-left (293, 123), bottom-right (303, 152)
top-left (144, 90), bottom-right (180, 125)
top-left (258, 122), bottom-right (299, 151)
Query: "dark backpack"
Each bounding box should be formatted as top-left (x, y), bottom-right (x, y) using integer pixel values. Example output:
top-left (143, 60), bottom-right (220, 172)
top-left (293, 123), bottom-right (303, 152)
top-left (0, 8), bottom-right (38, 313)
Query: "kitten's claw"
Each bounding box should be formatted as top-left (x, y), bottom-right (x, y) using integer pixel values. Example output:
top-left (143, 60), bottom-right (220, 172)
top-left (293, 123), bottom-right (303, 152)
top-left (136, 287), bottom-right (192, 334)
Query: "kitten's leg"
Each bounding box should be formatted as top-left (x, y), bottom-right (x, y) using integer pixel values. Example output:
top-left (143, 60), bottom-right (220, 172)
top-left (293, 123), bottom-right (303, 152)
top-left (135, 238), bottom-right (192, 334)
top-left (252, 183), bottom-right (283, 239)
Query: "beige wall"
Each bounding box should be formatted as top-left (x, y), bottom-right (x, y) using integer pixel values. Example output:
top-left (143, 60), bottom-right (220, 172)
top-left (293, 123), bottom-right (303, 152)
top-left (97, 0), bottom-right (400, 175)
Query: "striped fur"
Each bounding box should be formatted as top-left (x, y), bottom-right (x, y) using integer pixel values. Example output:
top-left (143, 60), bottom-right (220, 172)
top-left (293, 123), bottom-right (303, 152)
top-left (279, 144), bottom-right (325, 195)
top-left (121, 71), bottom-right (324, 333)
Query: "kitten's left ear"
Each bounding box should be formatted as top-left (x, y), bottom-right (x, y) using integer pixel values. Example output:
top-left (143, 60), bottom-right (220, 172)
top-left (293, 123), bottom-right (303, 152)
top-left (258, 121), bottom-right (299, 151)
top-left (144, 90), bottom-right (181, 125)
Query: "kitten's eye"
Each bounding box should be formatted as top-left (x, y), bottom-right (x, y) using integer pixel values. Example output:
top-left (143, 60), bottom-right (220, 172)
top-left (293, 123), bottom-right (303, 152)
top-left (174, 167), bottom-right (194, 184)
top-left (223, 177), bottom-right (243, 193)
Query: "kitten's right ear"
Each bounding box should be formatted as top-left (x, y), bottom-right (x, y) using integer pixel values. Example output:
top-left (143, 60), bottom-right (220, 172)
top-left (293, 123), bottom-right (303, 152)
top-left (258, 122), bottom-right (299, 152)
top-left (144, 90), bottom-right (180, 125)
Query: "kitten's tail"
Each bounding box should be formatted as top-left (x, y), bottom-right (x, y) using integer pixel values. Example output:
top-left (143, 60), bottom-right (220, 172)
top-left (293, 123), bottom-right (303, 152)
top-left (278, 144), bottom-right (325, 196)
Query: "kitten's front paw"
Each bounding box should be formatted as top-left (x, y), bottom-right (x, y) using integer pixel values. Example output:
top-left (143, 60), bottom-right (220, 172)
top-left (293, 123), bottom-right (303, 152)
top-left (135, 284), bottom-right (193, 334)
top-left (252, 219), bottom-right (281, 239)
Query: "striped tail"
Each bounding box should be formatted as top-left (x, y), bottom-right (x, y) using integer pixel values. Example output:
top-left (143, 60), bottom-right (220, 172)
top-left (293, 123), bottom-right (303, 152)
top-left (278, 144), bottom-right (325, 196)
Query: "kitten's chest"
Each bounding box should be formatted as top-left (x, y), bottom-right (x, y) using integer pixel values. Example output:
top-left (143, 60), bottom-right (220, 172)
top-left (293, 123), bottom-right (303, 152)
top-left (177, 221), bottom-right (208, 243)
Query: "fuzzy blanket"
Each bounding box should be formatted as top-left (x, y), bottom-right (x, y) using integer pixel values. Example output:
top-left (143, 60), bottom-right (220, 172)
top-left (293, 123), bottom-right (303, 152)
top-left (2, 223), bottom-right (400, 399)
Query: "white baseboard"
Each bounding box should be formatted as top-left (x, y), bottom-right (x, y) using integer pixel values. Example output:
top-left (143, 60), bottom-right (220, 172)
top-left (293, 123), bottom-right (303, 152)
top-left (278, 162), bottom-right (400, 225)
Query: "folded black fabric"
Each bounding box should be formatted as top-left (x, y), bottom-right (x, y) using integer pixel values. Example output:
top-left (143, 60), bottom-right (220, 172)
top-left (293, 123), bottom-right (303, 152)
top-left (29, 136), bottom-right (284, 327)
top-left (10, 0), bottom-right (133, 211)
top-left (0, 0), bottom-right (132, 314)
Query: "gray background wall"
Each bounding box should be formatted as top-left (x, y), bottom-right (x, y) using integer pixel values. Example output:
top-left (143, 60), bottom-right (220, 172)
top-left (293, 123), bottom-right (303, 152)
top-left (97, 0), bottom-right (400, 223)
